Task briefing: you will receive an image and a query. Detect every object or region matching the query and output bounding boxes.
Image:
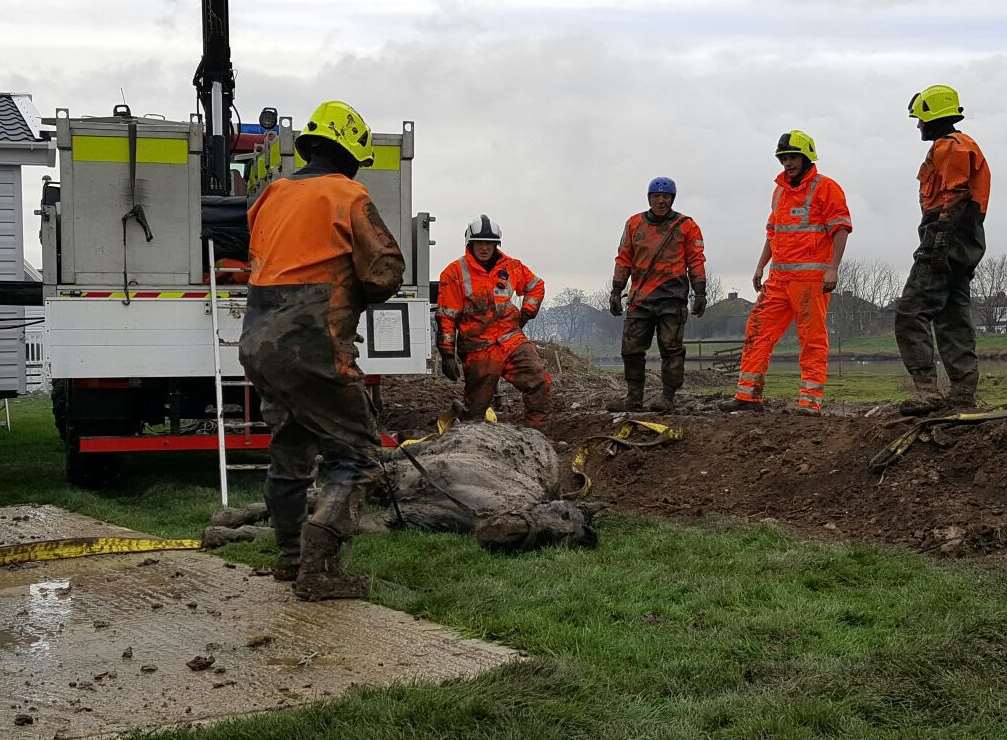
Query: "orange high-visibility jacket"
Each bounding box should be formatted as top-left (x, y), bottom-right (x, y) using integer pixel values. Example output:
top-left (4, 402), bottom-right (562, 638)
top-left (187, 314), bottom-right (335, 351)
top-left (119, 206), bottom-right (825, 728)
top-left (766, 166), bottom-right (852, 280)
top-left (436, 251), bottom-right (544, 356)
top-left (248, 173), bottom-right (404, 341)
top-left (614, 211), bottom-right (706, 309)
top-left (918, 132), bottom-right (990, 218)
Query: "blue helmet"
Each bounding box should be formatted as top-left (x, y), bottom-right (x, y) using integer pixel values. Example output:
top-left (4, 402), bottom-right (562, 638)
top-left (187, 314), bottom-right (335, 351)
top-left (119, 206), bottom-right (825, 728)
top-left (647, 177), bottom-right (677, 196)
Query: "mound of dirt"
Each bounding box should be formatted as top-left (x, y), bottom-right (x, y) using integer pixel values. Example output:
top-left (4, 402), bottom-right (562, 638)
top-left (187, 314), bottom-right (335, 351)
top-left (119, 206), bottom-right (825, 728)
top-left (379, 344), bottom-right (1007, 559)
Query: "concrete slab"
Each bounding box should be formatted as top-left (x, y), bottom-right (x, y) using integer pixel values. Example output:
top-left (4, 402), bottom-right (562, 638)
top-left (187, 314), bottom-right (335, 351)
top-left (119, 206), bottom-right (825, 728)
top-left (0, 505), bottom-right (518, 739)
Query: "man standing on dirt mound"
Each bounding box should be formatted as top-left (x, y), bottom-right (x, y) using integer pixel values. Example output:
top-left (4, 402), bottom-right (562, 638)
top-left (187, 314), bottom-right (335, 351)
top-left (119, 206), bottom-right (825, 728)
top-left (896, 85), bottom-right (991, 416)
top-left (720, 131), bottom-right (852, 415)
top-left (436, 215), bottom-right (551, 428)
top-left (239, 101), bottom-right (405, 601)
top-left (606, 177), bottom-right (708, 412)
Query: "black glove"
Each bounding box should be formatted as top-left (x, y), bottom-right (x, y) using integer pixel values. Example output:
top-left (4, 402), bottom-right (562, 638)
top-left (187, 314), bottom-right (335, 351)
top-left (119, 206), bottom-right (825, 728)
top-left (609, 280), bottom-right (626, 317)
top-left (691, 293), bottom-right (707, 318)
top-left (609, 291), bottom-right (623, 317)
top-left (441, 353), bottom-right (460, 382)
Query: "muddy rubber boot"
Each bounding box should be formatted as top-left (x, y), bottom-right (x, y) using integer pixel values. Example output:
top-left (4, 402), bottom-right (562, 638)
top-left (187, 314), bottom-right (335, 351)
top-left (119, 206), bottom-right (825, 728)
top-left (292, 524), bottom-right (371, 601)
top-left (719, 398), bottom-right (763, 413)
top-left (948, 371), bottom-right (979, 411)
top-left (898, 370), bottom-right (947, 416)
top-left (605, 386), bottom-right (645, 412)
top-left (265, 478), bottom-right (309, 582)
top-left (649, 394), bottom-right (675, 412)
top-left (606, 356), bottom-right (645, 412)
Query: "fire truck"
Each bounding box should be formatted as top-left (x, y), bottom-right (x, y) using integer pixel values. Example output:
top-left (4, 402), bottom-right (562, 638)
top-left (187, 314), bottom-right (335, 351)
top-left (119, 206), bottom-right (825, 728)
top-left (34, 1), bottom-right (434, 496)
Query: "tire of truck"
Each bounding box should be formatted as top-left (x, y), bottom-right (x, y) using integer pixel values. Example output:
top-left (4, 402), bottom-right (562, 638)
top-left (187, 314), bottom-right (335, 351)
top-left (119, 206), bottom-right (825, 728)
top-left (51, 378), bottom-right (69, 443)
top-left (64, 430), bottom-right (123, 489)
top-left (52, 380), bottom-right (124, 489)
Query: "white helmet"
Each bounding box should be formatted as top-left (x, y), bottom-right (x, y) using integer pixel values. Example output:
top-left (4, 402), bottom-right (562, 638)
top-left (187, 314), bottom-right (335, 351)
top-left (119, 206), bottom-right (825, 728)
top-left (464, 214), bottom-right (502, 243)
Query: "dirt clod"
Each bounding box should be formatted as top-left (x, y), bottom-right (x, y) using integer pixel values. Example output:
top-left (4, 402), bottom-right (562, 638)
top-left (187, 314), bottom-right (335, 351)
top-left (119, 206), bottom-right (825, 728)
top-left (138, 558), bottom-right (159, 567)
top-left (121, 647), bottom-right (133, 660)
top-left (185, 656), bottom-right (215, 672)
top-left (14, 713), bottom-right (33, 726)
top-left (245, 634), bottom-right (273, 648)
top-left (140, 665), bottom-right (158, 674)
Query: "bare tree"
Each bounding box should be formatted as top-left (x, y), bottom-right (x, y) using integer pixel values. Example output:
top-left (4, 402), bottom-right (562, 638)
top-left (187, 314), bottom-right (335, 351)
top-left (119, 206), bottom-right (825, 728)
top-left (588, 284), bottom-right (612, 313)
top-left (550, 288), bottom-right (589, 343)
top-left (971, 254), bottom-right (1007, 333)
top-left (702, 273), bottom-right (724, 305)
top-left (836, 258), bottom-right (900, 308)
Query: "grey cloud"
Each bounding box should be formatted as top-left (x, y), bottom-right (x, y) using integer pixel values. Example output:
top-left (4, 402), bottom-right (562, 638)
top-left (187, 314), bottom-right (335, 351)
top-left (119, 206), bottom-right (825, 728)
top-left (10, 5), bottom-right (1006, 300)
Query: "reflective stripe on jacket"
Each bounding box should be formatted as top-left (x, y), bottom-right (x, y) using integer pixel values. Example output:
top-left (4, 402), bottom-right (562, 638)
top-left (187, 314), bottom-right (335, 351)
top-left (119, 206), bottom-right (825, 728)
top-left (436, 251), bottom-right (544, 356)
top-left (766, 165), bottom-right (852, 280)
top-left (613, 211), bottom-right (706, 309)
top-left (918, 131), bottom-right (990, 218)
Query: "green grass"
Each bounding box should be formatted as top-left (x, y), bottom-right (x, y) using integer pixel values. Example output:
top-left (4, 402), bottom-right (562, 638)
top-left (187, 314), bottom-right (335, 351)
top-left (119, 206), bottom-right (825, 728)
top-left (0, 395), bottom-right (262, 538)
top-left (6, 396), bottom-right (1007, 738)
top-left (689, 367), bottom-right (1007, 406)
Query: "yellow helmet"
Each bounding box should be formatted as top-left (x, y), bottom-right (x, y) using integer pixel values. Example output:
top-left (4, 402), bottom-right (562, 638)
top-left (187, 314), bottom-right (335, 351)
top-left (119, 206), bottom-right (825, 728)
top-left (296, 100), bottom-right (375, 166)
top-left (775, 130), bottom-right (817, 162)
top-left (908, 84), bottom-right (964, 123)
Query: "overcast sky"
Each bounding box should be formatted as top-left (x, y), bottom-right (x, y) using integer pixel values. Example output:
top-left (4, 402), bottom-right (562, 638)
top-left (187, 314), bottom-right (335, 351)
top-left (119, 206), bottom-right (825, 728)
top-left (5, 0), bottom-right (1004, 300)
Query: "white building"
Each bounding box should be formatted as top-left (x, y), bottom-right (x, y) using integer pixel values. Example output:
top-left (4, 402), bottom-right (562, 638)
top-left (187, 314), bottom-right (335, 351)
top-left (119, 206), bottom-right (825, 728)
top-left (0, 93), bottom-right (55, 398)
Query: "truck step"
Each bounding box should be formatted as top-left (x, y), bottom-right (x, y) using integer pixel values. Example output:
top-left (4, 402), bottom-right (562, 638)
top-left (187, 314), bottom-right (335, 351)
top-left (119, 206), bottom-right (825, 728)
top-left (226, 464), bottom-right (269, 471)
top-left (222, 421), bottom-right (268, 429)
top-left (220, 380), bottom-right (254, 387)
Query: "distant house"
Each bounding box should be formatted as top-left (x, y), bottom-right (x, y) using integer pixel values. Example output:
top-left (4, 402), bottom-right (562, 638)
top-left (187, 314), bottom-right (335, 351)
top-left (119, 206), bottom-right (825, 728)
top-left (975, 292), bottom-right (1007, 334)
top-left (827, 291), bottom-right (889, 336)
top-left (526, 301), bottom-right (621, 345)
top-left (687, 291), bottom-right (753, 339)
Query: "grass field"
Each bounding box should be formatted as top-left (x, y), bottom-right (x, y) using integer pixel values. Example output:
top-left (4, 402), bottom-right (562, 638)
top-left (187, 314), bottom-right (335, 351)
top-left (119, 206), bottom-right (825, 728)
top-left (5, 397), bottom-right (1007, 738)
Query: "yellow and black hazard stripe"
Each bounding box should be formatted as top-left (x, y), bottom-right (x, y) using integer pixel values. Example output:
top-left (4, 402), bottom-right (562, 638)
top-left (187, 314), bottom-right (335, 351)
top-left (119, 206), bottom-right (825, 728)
top-left (57, 290), bottom-right (231, 299)
top-left (0, 536), bottom-right (202, 567)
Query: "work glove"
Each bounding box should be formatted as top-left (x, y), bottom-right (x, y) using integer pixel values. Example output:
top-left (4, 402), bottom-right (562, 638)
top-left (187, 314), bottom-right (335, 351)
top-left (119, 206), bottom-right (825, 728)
top-left (609, 281), bottom-right (626, 317)
top-left (690, 280), bottom-right (707, 318)
top-left (609, 291), bottom-right (624, 317)
top-left (441, 353), bottom-right (460, 382)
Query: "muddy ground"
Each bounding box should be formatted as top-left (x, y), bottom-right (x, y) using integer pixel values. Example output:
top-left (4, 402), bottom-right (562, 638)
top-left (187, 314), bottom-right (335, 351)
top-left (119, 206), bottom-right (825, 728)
top-left (381, 344), bottom-right (1007, 559)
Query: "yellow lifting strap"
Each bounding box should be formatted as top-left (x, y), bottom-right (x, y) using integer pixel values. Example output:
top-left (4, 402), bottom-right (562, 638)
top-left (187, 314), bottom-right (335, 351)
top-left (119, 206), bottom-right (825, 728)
top-left (398, 406), bottom-right (497, 448)
top-left (0, 536), bottom-right (202, 567)
top-left (567, 420), bottom-right (685, 500)
top-left (869, 407), bottom-right (1007, 473)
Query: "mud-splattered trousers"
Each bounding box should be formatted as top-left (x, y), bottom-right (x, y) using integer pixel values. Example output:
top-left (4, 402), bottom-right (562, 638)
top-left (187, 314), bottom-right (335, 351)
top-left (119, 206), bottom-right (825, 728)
top-left (437, 251), bottom-right (551, 427)
top-left (240, 285), bottom-right (385, 559)
top-left (895, 206), bottom-right (986, 395)
top-left (621, 300), bottom-right (688, 399)
top-left (463, 341), bottom-right (551, 427)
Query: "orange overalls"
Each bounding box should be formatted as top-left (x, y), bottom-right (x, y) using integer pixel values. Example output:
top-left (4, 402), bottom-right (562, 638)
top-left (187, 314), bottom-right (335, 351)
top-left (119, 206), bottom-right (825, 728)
top-left (436, 251), bottom-right (551, 426)
top-left (735, 166), bottom-right (852, 412)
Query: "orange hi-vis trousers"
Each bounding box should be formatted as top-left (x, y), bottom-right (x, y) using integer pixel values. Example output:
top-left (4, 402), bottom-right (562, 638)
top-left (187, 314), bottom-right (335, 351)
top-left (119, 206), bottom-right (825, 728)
top-left (735, 277), bottom-right (831, 411)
